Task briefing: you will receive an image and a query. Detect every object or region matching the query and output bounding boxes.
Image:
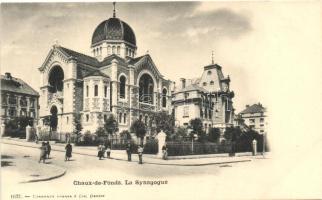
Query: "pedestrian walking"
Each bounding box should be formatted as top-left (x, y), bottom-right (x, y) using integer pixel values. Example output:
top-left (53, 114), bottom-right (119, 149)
top-left (46, 141), bottom-right (51, 159)
top-left (97, 144), bottom-right (105, 160)
top-left (39, 142), bottom-right (47, 163)
top-left (126, 142), bottom-right (132, 161)
top-left (162, 144), bottom-right (168, 160)
top-left (138, 145), bottom-right (143, 164)
top-left (105, 144), bottom-right (111, 158)
top-left (65, 142), bottom-right (72, 161)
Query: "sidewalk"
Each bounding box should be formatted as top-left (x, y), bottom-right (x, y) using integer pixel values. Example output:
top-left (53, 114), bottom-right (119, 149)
top-left (1, 137), bottom-right (268, 166)
top-left (1, 153), bottom-right (66, 183)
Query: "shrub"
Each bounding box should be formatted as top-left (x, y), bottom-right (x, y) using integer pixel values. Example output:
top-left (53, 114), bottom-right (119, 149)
top-left (143, 139), bottom-right (158, 154)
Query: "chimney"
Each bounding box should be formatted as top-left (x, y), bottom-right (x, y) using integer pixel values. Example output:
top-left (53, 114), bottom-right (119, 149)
top-left (5, 72), bottom-right (12, 80)
top-left (180, 78), bottom-right (186, 89)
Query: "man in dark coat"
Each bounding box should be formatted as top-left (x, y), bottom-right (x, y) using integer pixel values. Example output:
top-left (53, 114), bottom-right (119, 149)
top-left (126, 142), bottom-right (132, 161)
top-left (65, 142), bottom-right (72, 161)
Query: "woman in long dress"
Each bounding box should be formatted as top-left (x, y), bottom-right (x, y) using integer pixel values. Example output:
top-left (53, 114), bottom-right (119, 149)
top-left (39, 142), bottom-right (47, 163)
top-left (65, 142), bottom-right (72, 161)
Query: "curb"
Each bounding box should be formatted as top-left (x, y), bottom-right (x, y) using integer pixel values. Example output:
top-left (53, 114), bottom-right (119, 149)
top-left (145, 159), bottom-right (252, 166)
top-left (2, 140), bottom-right (253, 167)
top-left (20, 169), bottom-right (67, 184)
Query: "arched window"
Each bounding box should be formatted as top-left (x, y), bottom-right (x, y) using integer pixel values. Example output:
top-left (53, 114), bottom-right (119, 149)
top-left (93, 49), bottom-right (96, 56)
top-left (207, 70), bottom-right (212, 75)
top-left (48, 65), bottom-right (64, 93)
top-left (139, 74), bottom-right (154, 104)
top-left (94, 85), bottom-right (98, 96)
top-left (117, 46), bottom-right (120, 55)
top-left (119, 113), bottom-right (122, 123)
top-left (100, 47), bottom-right (102, 55)
top-left (203, 82), bottom-right (207, 86)
top-left (162, 88), bottom-right (167, 108)
top-left (119, 76), bottom-right (126, 99)
top-left (144, 115), bottom-right (148, 125)
top-left (112, 46), bottom-right (116, 54)
top-left (123, 113), bottom-right (127, 123)
top-left (86, 85), bottom-right (89, 97)
top-left (210, 81), bottom-right (214, 85)
top-left (107, 46), bottom-right (111, 55)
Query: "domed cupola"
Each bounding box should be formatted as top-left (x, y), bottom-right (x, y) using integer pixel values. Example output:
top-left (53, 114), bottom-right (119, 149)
top-left (91, 3), bottom-right (137, 61)
top-left (91, 18), bottom-right (136, 47)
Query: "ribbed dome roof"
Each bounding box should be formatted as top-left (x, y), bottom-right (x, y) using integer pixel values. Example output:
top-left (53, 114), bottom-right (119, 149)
top-left (91, 17), bottom-right (136, 46)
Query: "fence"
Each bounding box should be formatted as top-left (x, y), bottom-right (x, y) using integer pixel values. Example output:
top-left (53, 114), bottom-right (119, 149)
top-left (166, 141), bottom-right (232, 156)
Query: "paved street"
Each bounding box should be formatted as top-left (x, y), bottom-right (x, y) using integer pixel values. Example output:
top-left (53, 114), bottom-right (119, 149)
top-left (2, 141), bottom-right (321, 200)
top-left (1, 142), bottom-right (279, 200)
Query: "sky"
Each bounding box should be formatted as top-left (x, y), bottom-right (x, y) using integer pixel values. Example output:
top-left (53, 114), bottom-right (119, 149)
top-left (0, 1), bottom-right (320, 114)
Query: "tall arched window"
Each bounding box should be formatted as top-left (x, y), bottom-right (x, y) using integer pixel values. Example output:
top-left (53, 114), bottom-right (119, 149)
top-left (94, 85), bottom-right (98, 96)
top-left (112, 46), bottom-right (116, 54)
top-left (86, 85), bottom-right (89, 97)
top-left (119, 113), bottom-right (122, 123)
top-left (117, 46), bottom-right (120, 55)
top-left (119, 76), bottom-right (126, 99)
top-left (123, 113), bottom-right (127, 123)
top-left (100, 47), bottom-right (102, 55)
top-left (139, 74), bottom-right (154, 104)
top-left (162, 88), bottom-right (167, 108)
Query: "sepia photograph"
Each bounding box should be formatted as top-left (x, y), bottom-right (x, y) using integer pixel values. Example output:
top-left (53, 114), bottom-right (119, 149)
top-left (1, 1), bottom-right (321, 200)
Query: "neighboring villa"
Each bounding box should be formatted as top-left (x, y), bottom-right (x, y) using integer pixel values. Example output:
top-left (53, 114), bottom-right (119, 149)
top-left (238, 103), bottom-right (268, 134)
top-left (172, 63), bottom-right (235, 135)
top-left (0, 72), bottom-right (39, 126)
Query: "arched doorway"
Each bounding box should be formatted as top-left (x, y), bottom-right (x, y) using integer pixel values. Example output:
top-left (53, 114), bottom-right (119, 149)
top-left (139, 74), bottom-right (154, 104)
top-left (50, 105), bottom-right (58, 131)
top-left (48, 65), bottom-right (64, 93)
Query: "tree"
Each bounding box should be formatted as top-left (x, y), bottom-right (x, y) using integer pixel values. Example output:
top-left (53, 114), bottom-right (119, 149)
top-left (189, 118), bottom-right (203, 136)
top-left (95, 127), bottom-right (106, 137)
top-left (171, 126), bottom-right (188, 141)
top-left (120, 130), bottom-right (131, 140)
top-left (104, 114), bottom-right (119, 138)
top-left (130, 119), bottom-right (146, 145)
top-left (151, 111), bottom-right (175, 136)
top-left (224, 127), bottom-right (242, 142)
top-left (73, 113), bottom-right (83, 143)
top-left (208, 127), bottom-right (221, 142)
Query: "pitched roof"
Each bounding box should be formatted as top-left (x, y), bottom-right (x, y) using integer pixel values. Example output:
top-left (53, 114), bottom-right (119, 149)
top-left (239, 103), bottom-right (266, 114)
top-left (174, 84), bottom-right (208, 94)
top-left (57, 46), bottom-right (101, 67)
top-left (100, 54), bottom-right (127, 66)
top-left (127, 55), bottom-right (145, 65)
top-left (1, 74), bottom-right (39, 96)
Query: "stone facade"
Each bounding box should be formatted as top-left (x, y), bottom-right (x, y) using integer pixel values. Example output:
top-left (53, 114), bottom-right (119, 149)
top-left (172, 64), bottom-right (234, 135)
top-left (38, 16), bottom-right (171, 135)
top-left (0, 73), bottom-right (39, 126)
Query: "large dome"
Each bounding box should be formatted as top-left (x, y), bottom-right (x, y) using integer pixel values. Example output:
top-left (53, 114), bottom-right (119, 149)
top-left (91, 17), bottom-right (136, 47)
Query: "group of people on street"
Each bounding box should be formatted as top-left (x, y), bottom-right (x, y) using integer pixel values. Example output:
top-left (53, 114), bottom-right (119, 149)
top-left (38, 141), bottom-right (72, 163)
top-left (97, 142), bottom-right (112, 160)
top-left (97, 141), bottom-right (146, 164)
top-left (38, 140), bottom-right (168, 165)
top-left (38, 141), bottom-right (51, 163)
